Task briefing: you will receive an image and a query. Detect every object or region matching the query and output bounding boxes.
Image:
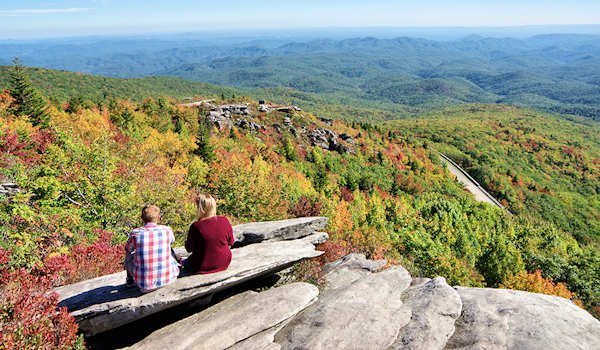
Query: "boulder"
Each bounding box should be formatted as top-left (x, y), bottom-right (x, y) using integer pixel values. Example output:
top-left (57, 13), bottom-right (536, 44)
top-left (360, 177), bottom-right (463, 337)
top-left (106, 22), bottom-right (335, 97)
top-left (0, 182), bottom-right (19, 196)
top-left (274, 255), bottom-right (414, 350)
top-left (54, 233), bottom-right (326, 336)
top-left (207, 110), bottom-right (232, 130)
top-left (389, 277), bottom-right (462, 350)
top-left (318, 116), bottom-right (334, 126)
top-left (233, 216), bottom-right (328, 243)
top-left (308, 128), bottom-right (340, 151)
top-left (275, 106), bottom-right (301, 113)
top-left (446, 287), bottom-right (600, 350)
top-left (129, 283), bottom-right (319, 350)
top-left (235, 118), bottom-right (263, 132)
top-left (339, 133), bottom-right (354, 144)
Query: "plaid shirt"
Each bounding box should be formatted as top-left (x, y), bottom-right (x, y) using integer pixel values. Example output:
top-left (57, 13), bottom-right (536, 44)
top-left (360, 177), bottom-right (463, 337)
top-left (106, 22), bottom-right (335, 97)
top-left (125, 223), bottom-right (179, 291)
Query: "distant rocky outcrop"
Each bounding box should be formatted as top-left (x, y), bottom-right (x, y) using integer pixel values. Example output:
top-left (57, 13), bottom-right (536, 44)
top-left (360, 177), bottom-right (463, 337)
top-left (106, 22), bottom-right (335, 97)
top-left (317, 116), bottom-right (333, 126)
top-left (127, 253), bottom-right (600, 350)
top-left (308, 127), bottom-right (355, 154)
top-left (0, 182), bottom-right (19, 196)
top-left (206, 104), bottom-right (252, 130)
top-left (53, 217), bottom-right (328, 336)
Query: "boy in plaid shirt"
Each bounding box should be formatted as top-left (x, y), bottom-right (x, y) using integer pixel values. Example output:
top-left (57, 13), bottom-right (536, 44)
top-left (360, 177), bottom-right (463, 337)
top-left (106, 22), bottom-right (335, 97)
top-left (124, 205), bottom-right (180, 293)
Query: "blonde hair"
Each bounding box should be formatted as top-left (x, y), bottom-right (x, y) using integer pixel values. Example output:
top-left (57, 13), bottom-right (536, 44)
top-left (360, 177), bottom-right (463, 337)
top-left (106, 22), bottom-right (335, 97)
top-left (197, 193), bottom-right (217, 220)
top-left (141, 205), bottom-right (160, 223)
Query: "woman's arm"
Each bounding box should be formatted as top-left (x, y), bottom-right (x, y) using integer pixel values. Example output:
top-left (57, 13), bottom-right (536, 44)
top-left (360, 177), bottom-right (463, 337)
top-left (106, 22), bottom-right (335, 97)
top-left (185, 224), bottom-right (195, 253)
top-left (226, 218), bottom-right (234, 247)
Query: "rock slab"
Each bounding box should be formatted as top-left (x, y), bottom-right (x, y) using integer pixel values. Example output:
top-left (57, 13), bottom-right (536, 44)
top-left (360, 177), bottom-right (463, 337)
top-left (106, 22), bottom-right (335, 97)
top-left (446, 287), bottom-right (600, 350)
top-left (391, 277), bottom-right (462, 350)
top-left (129, 282), bottom-right (319, 350)
top-left (274, 255), bottom-right (413, 350)
top-left (233, 216), bottom-right (328, 243)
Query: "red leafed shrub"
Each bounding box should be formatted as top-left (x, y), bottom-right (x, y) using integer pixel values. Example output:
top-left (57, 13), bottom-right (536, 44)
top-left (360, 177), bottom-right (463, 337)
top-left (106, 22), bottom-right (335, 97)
top-left (0, 253), bottom-right (84, 349)
top-left (288, 196), bottom-right (322, 218)
top-left (0, 128), bottom-right (55, 167)
top-left (0, 129), bottom-right (34, 165)
top-left (292, 241), bottom-right (357, 287)
top-left (316, 241), bottom-right (355, 266)
top-left (340, 187), bottom-right (354, 202)
top-left (30, 129), bottom-right (56, 153)
top-left (43, 230), bottom-right (125, 287)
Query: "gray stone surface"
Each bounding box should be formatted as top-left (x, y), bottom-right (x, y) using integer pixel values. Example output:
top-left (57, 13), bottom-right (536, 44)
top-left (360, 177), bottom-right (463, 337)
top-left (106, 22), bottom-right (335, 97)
top-left (233, 216), bottom-right (328, 243)
top-left (321, 253), bottom-right (387, 290)
top-left (446, 287), bottom-right (600, 350)
top-left (391, 277), bottom-right (462, 350)
top-left (308, 231), bottom-right (329, 245)
top-left (0, 182), bottom-right (19, 196)
top-left (129, 283), bottom-right (318, 350)
top-left (54, 233), bottom-right (325, 336)
top-left (274, 265), bottom-right (413, 350)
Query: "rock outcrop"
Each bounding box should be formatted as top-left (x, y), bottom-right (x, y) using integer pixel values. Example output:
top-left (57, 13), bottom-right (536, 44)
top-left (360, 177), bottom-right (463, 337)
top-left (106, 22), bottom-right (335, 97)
top-left (307, 127), bottom-right (354, 154)
top-left (54, 217), bottom-right (328, 336)
top-left (127, 252), bottom-right (600, 350)
top-left (129, 283), bottom-right (318, 350)
top-left (235, 118), bottom-right (264, 133)
top-left (59, 220), bottom-right (600, 348)
top-left (446, 287), bottom-right (600, 350)
top-left (204, 104), bottom-right (252, 130)
top-left (233, 216), bottom-right (329, 243)
top-left (272, 254), bottom-right (462, 350)
top-left (0, 182), bottom-right (19, 196)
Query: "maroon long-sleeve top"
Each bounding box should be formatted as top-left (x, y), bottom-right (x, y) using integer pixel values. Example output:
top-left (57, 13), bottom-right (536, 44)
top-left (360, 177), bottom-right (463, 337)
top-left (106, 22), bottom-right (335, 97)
top-left (185, 216), bottom-right (235, 274)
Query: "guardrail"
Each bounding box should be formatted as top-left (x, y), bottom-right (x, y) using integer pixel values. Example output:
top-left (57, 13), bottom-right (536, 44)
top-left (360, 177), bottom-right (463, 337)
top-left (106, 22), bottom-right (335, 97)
top-left (439, 152), bottom-right (512, 215)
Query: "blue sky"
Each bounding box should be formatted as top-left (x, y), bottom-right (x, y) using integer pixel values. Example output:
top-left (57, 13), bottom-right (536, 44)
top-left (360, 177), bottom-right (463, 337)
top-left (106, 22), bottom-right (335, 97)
top-left (1, 0), bottom-right (600, 38)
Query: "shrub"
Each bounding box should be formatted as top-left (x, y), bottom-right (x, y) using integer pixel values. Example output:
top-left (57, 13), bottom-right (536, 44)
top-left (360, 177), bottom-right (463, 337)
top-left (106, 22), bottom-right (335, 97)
top-left (501, 270), bottom-right (583, 307)
top-left (288, 196), bottom-right (322, 218)
top-left (42, 230), bottom-right (124, 287)
top-left (0, 253), bottom-right (84, 350)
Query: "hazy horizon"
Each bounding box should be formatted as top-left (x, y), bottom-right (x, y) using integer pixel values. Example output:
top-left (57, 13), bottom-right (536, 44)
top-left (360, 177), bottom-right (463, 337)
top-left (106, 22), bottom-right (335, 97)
top-left (2, 0), bottom-right (600, 39)
top-left (2, 24), bottom-right (600, 42)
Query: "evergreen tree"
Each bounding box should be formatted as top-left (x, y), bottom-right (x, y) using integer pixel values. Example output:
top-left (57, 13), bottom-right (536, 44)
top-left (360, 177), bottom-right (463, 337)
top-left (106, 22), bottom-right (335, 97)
top-left (8, 57), bottom-right (49, 125)
top-left (194, 116), bottom-right (215, 162)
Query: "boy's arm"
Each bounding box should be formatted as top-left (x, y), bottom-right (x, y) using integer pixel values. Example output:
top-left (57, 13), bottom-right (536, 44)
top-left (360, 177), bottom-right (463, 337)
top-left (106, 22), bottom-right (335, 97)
top-left (125, 231), bottom-right (135, 253)
top-left (168, 227), bottom-right (175, 245)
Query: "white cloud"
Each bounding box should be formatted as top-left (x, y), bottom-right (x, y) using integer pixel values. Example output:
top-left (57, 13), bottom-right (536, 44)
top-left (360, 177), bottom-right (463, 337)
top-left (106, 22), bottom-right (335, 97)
top-left (0, 8), bottom-right (92, 15)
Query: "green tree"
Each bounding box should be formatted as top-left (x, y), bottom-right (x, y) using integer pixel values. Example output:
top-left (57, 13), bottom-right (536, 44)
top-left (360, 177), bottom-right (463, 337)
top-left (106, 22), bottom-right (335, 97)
top-left (283, 139), bottom-right (298, 161)
top-left (8, 57), bottom-right (49, 125)
top-left (477, 232), bottom-right (524, 287)
top-left (194, 116), bottom-right (215, 162)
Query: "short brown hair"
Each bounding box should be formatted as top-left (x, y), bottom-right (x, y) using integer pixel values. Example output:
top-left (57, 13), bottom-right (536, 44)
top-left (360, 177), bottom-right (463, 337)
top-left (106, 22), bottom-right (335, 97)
top-left (141, 205), bottom-right (160, 223)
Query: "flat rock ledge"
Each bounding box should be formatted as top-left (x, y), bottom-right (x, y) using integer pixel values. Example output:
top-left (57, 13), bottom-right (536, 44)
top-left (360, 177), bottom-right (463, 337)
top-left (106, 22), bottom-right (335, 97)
top-left (130, 253), bottom-right (600, 350)
top-left (128, 282), bottom-right (319, 350)
top-left (233, 216), bottom-right (328, 243)
top-left (54, 217), bottom-right (328, 336)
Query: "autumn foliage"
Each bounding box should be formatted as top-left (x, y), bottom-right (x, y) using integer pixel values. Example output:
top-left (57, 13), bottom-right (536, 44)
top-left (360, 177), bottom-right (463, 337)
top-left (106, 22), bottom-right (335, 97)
top-left (0, 250), bottom-right (84, 350)
top-left (501, 270), bottom-right (583, 307)
top-left (1, 80), bottom-right (600, 349)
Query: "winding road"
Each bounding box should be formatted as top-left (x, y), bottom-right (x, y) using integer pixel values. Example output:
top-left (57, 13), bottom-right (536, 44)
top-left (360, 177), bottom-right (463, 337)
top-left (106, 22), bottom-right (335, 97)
top-left (439, 153), bottom-right (512, 215)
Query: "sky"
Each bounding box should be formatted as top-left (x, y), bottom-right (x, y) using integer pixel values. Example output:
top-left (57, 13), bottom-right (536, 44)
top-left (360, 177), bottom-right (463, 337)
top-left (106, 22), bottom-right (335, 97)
top-left (1, 0), bottom-right (600, 39)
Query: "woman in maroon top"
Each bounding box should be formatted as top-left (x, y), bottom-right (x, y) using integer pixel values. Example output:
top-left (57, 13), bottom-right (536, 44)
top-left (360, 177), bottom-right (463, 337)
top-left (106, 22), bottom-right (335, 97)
top-left (184, 194), bottom-right (235, 274)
